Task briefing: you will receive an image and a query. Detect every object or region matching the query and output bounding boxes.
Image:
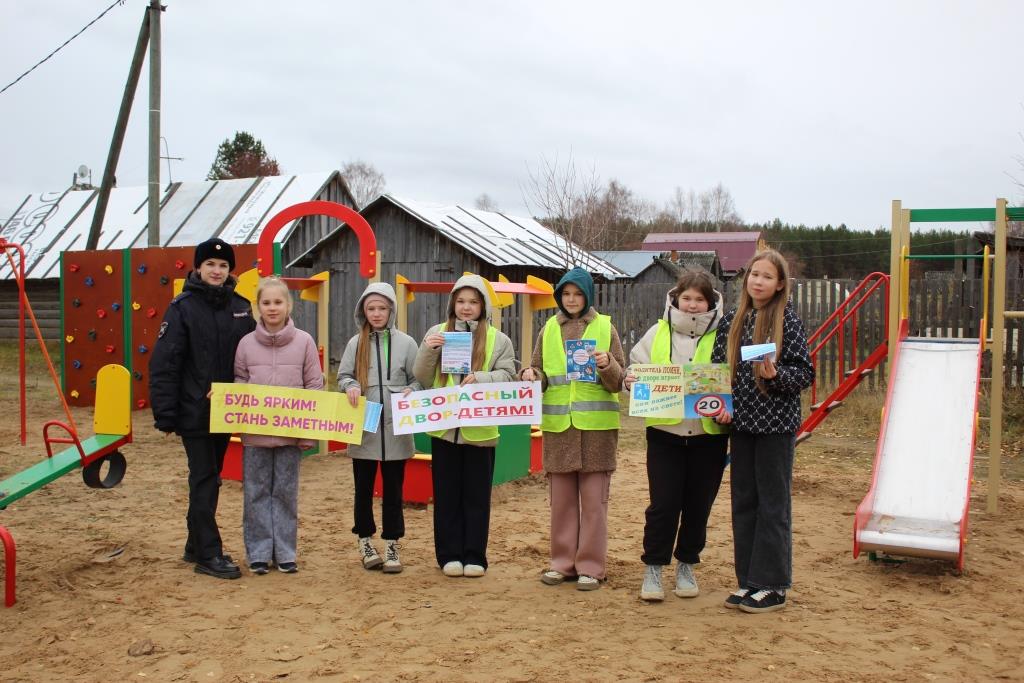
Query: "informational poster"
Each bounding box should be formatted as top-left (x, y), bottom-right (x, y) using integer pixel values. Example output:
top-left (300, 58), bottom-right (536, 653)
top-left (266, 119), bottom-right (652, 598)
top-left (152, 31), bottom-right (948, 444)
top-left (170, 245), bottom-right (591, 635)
top-left (391, 381), bottom-right (542, 435)
top-left (363, 401), bottom-right (382, 434)
top-left (564, 339), bottom-right (597, 382)
top-left (441, 331), bottom-right (473, 374)
top-left (628, 364), bottom-right (684, 418)
top-left (209, 383), bottom-right (366, 445)
top-left (682, 363), bottom-right (733, 419)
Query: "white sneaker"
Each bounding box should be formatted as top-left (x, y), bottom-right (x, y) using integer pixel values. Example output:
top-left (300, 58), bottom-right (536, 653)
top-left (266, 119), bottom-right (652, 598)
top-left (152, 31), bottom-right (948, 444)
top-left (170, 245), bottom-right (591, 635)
top-left (442, 560), bottom-right (464, 577)
top-left (640, 565), bottom-right (665, 601)
top-left (673, 563), bottom-right (699, 598)
top-left (541, 569), bottom-right (567, 585)
top-left (383, 540), bottom-right (402, 574)
top-left (358, 537), bottom-right (383, 570)
top-left (464, 564), bottom-right (486, 578)
top-left (576, 575), bottom-right (601, 591)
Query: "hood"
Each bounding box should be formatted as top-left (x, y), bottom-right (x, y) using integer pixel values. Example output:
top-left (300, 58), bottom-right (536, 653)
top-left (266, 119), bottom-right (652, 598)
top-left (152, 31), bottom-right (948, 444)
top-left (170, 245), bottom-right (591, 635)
top-left (253, 317), bottom-right (298, 347)
top-left (663, 287), bottom-right (724, 338)
top-left (446, 273), bottom-right (494, 324)
top-left (554, 267), bottom-right (595, 318)
top-left (354, 282), bottom-right (398, 330)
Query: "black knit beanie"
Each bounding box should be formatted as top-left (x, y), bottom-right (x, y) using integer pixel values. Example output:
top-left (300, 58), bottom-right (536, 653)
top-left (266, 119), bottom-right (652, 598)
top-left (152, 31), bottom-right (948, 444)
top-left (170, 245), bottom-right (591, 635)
top-left (193, 237), bottom-right (236, 270)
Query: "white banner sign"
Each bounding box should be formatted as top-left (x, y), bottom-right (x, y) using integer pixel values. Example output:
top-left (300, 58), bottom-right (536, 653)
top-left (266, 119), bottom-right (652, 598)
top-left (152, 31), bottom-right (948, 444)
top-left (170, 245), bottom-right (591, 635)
top-left (391, 381), bottom-right (542, 435)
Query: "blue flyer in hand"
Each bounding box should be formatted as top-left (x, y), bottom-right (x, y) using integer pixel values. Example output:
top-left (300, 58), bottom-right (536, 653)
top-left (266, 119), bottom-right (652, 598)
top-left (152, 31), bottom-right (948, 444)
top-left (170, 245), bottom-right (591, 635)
top-left (363, 401), bottom-right (383, 434)
top-left (441, 331), bottom-right (473, 374)
top-left (564, 339), bottom-right (597, 382)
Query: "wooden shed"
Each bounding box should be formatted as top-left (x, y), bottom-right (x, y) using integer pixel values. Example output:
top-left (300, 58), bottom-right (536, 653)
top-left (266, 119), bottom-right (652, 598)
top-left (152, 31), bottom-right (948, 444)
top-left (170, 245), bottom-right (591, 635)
top-left (290, 194), bottom-right (626, 366)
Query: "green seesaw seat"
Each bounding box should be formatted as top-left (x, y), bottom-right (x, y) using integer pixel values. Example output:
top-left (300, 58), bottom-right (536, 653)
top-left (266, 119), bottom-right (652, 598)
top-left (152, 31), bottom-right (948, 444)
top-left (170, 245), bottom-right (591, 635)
top-left (0, 364), bottom-right (132, 607)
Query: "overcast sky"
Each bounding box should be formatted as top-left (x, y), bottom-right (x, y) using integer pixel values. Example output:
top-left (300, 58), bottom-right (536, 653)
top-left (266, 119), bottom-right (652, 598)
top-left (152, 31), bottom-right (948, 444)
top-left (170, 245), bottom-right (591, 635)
top-left (1, 1), bottom-right (1021, 232)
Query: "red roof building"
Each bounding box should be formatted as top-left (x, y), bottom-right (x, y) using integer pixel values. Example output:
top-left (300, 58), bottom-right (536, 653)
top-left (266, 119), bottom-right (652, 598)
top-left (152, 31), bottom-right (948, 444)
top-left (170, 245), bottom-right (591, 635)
top-left (641, 231), bottom-right (764, 277)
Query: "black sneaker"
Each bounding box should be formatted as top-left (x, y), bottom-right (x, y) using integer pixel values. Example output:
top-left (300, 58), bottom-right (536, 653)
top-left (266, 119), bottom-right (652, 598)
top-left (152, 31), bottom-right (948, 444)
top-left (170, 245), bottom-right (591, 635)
top-left (194, 555), bottom-right (241, 580)
top-left (249, 562), bottom-right (270, 575)
top-left (738, 589), bottom-right (786, 613)
top-left (278, 561), bottom-right (298, 574)
top-left (724, 588), bottom-right (750, 609)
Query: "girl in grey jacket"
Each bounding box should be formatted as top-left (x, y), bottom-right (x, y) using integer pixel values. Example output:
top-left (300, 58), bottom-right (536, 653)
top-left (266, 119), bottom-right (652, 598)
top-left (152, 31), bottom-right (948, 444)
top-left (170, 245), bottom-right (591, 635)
top-left (338, 283), bottom-right (421, 573)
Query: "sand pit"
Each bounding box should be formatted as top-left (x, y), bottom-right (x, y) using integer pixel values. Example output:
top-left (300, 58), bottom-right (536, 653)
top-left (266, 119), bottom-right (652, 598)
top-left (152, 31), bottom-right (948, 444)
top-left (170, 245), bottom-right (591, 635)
top-left (1, 397), bottom-right (1022, 682)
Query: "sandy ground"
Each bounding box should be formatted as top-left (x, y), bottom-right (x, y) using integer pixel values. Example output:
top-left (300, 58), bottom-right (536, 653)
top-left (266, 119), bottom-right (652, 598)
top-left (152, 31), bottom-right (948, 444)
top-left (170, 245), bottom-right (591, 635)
top-left (1, 395), bottom-right (1022, 682)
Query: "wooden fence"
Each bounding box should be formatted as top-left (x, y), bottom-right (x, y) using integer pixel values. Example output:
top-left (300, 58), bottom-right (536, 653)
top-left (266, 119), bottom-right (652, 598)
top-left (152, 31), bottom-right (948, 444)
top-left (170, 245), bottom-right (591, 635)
top-left (500, 277), bottom-right (1024, 392)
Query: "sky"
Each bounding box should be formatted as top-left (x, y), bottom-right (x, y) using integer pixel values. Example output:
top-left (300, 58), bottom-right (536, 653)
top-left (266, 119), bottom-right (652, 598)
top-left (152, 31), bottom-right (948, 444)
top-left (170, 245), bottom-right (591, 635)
top-left (1, 1), bottom-right (1022, 232)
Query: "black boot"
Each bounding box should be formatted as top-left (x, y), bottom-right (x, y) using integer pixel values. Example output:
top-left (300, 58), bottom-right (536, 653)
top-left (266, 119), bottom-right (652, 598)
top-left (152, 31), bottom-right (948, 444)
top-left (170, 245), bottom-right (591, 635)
top-left (194, 555), bottom-right (241, 579)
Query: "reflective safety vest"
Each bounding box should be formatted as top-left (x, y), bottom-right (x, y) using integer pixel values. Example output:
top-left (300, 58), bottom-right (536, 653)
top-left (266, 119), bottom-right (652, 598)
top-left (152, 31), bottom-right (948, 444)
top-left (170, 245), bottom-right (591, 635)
top-left (541, 314), bottom-right (620, 432)
top-left (646, 320), bottom-right (726, 434)
top-left (428, 324), bottom-right (499, 443)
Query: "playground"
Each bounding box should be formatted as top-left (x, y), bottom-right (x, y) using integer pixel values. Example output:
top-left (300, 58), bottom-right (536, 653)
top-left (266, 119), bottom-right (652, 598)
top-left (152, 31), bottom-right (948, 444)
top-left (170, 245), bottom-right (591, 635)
top-left (0, 364), bottom-right (1020, 681)
top-left (0, 199), bottom-right (1023, 681)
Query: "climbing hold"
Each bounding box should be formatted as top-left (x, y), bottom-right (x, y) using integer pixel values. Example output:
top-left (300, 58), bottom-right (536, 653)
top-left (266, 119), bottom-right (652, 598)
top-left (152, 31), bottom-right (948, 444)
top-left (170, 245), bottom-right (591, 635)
top-left (88, 329), bottom-right (97, 341)
top-left (105, 344), bottom-right (115, 354)
top-left (146, 307), bottom-right (157, 318)
top-left (70, 390), bottom-right (80, 398)
top-left (137, 345), bottom-right (148, 354)
top-left (132, 371), bottom-right (143, 381)
top-left (111, 302), bottom-right (121, 312)
top-left (159, 276), bottom-right (169, 285)
top-left (174, 259), bottom-right (186, 270)
top-left (72, 298), bottom-right (81, 308)
top-left (89, 378), bottom-right (97, 388)
top-left (84, 276), bottom-right (94, 287)
top-left (137, 264), bottom-right (147, 274)
top-left (72, 360), bottom-right (82, 369)
top-left (131, 301), bottom-right (141, 311)
top-left (135, 399), bottom-right (148, 410)
top-left (104, 265), bottom-right (114, 274)
top-left (69, 263), bottom-right (80, 273)
top-left (96, 309), bottom-right (107, 319)
top-left (65, 335), bottom-right (74, 343)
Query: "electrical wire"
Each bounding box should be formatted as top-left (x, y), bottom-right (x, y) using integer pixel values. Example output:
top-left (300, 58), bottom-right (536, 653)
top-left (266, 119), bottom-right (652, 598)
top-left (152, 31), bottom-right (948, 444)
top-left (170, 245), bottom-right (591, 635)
top-left (0, 0), bottom-right (126, 96)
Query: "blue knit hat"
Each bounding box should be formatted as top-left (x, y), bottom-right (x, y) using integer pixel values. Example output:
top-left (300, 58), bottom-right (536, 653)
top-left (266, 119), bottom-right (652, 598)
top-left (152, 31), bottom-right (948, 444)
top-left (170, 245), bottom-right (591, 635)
top-left (554, 267), bottom-right (595, 317)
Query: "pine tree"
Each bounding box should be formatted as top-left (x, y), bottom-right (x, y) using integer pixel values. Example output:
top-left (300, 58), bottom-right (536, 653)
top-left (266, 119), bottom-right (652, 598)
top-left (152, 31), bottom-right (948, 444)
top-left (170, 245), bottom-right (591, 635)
top-left (207, 131), bottom-right (281, 180)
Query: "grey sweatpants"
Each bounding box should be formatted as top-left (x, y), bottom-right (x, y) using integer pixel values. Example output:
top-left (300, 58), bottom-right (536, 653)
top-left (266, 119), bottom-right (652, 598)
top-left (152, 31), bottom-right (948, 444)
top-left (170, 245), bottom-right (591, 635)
top-left (242, 445), bottom-right (301, 564)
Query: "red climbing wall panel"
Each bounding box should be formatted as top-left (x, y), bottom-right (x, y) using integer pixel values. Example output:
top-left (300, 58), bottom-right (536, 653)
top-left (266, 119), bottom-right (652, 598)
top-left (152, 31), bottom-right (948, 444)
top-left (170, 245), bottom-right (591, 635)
top-left (62, 244), bottom-right (259, 409)
top-left (128, 245), bottom-right (258, 409)
top-left (62, 250), bottom-right (128, 407)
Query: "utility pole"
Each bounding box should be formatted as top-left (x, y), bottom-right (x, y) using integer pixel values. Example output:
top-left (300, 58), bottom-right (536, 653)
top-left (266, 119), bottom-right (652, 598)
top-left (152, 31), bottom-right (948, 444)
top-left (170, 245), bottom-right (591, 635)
top-left (86, 2), bottom-right (166, 250)
top-left (147, 0), bottom-right (162, 246)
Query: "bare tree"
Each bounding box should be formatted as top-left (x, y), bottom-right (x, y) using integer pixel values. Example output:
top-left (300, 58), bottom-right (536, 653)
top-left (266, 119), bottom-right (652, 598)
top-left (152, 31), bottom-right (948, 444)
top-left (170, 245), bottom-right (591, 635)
top-left (664, 182), bottom-right (741, 231)
top-left (520, 153), bottom-right (602, 269)
top-left (474, 193), bottom-right (499, 212)
top-left (340, 160), bottom-right (386, 209)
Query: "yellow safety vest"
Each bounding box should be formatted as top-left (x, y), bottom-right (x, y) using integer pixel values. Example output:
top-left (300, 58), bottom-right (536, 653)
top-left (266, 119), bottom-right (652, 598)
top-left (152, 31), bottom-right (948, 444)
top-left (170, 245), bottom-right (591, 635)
top-left (646, 320), bottom-right (727, 434)
top-left (541, 314), bottom-right (620, 432)
top-left (428, 324), bottom-right (499, 443)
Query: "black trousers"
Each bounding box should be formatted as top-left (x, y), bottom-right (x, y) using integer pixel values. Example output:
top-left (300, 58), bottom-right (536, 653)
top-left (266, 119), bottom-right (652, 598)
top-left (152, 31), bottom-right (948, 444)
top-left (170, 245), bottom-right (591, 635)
top-left (729, 431), bottom-right (795, 591)
top-left (641, 428), bottom-right (728, 566)
top-left (430, 438), bottom-right (495, 568)
top-left (182, 434), bottom-right (230, 561)
top-left (351, 458), bottom-right (407, 540)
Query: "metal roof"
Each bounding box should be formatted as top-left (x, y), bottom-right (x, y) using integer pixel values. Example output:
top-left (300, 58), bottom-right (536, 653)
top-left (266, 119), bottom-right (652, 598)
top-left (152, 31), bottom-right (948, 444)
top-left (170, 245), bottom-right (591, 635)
top-left (641, 231), bottom-right (762, 273)
top-left (0, 172), bottom-right (339, 280)
top-left (376, 195), bottom-right (628, 278)
top-left (591, 250), bottom-right (658, 278)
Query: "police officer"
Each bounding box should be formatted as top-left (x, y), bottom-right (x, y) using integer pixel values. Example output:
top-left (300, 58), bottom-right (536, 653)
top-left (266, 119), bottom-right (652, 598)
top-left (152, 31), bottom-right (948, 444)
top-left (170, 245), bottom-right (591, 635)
top-left (150, 238), bottom-right (255, 579)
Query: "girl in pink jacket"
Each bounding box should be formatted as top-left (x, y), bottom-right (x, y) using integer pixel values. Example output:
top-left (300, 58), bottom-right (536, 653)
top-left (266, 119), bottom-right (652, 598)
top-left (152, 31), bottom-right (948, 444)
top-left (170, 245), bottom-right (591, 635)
top-left (233, 277), bottom-right (324, 574)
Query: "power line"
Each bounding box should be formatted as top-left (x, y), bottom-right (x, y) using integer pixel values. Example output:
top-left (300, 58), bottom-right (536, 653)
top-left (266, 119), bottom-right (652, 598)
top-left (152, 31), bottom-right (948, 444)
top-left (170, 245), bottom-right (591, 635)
top-left (0, 0), bottom-right (126, 96)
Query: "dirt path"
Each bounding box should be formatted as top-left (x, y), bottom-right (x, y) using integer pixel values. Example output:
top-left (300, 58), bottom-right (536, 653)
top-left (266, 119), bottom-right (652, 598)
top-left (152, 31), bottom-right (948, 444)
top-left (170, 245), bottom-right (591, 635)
top-left (1, 402), bottom-right (1022, 682)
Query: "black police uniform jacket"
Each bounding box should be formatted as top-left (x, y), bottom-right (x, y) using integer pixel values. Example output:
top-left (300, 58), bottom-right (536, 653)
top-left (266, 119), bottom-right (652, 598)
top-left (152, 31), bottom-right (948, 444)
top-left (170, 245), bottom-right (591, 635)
top-left (149, 272), bottom-right (256, 436)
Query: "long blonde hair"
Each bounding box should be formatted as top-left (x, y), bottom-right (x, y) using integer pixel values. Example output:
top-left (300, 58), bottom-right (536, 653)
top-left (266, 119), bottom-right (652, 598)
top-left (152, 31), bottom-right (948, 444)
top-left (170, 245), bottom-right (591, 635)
top-left (727, 249), bottom-right (791, 394)
top-left (439, 286), bottom-right (488, 385)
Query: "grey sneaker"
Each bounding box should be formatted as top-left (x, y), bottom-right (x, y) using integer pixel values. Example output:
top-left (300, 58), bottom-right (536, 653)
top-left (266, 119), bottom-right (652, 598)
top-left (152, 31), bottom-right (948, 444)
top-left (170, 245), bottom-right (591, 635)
top-left (673, 563), bottom-right (699, 598)
top-left (358, 537), bottom-right (383, 570)
top-left (640, 564), bottom-right (665, 601)
top-left (383, 540), bottom-right (402, 574)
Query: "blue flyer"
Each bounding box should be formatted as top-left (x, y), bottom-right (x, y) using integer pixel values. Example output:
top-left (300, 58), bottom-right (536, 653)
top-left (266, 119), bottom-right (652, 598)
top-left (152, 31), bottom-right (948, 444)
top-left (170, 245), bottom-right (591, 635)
top-left (564, 339), bottom-right (597, 382)
top-left (363, 400), bottom-right (383, 434)
top-left (441, 331), bottom-right (473, 374)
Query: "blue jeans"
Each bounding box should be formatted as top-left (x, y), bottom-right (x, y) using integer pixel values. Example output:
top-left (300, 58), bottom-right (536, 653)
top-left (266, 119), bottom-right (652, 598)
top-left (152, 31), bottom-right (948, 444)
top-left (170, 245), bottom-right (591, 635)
top-left (729, 431), bottom-right (794, 591)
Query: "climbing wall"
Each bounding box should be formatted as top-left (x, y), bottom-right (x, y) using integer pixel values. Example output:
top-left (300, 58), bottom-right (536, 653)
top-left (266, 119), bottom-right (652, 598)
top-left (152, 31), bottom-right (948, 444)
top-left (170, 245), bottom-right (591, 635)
top-left (62, 244), bottom-right (259, 409)
top-left (61, 250), bottom-right (129, 407)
